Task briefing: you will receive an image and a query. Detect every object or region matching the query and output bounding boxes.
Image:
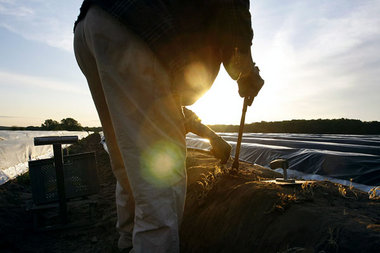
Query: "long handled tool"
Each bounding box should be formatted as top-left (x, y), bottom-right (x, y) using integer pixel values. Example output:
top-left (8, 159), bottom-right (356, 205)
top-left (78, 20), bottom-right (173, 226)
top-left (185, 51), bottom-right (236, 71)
top-left (231, 97), bottom-right (250, 171)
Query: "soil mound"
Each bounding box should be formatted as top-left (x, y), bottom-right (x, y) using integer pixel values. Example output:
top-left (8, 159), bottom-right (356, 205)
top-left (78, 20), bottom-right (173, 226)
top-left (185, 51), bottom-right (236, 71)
top-left (182, 151), bottom-right (380, 252)
top-left (0, 133), bottom-right (379, 252)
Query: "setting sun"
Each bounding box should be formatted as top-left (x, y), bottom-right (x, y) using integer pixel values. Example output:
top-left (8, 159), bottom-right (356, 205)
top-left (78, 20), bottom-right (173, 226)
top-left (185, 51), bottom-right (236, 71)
top-left (188, 69), bottom-right (243, 125)
top-left (188, 66), bottom-right (274, 125)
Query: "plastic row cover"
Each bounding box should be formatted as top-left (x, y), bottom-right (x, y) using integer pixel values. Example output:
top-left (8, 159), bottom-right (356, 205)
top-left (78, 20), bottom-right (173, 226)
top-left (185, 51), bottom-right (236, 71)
top-left (0, 131), bottom-right (90, 185)
top-left (186, 133), bottom-right (380, 187)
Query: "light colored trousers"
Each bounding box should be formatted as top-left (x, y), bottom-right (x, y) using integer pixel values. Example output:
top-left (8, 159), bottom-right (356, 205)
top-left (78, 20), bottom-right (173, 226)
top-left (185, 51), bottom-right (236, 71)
top-left (74, 6), bottom-right (187, 253)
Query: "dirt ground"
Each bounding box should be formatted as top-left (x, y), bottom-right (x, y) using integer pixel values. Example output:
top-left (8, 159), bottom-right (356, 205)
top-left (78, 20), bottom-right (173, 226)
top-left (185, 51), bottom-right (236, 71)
top-left (0, 133), bottom-right (379, 252)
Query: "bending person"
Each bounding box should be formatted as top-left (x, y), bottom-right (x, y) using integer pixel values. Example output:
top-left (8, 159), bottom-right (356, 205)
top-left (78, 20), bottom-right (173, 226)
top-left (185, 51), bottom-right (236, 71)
top-left (73, 0), bottom-right (264, 252)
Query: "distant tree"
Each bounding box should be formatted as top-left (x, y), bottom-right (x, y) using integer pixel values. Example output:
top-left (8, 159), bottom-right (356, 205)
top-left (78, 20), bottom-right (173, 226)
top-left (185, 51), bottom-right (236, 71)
top-left (83, 126), bottom-right (103, 132)
top-left (10, 126), bottom-right (24, 130)
top-left (209, 119), bottom-right (380, 134)
top-left (60, 118), bottom-right (83, 131)
top-left (25, 126), bottom-right (41, 131)
top-left (41, 119), bottom-right (61, 130)
top-left (3, 118), bottom-right (96, 131)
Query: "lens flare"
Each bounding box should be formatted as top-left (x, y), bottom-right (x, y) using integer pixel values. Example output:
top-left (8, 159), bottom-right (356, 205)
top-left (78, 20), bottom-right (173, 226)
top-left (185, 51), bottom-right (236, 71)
top-left (184, 61), bottom-right (210, 91)
top-left (141, 141), bottom-right (185, 187)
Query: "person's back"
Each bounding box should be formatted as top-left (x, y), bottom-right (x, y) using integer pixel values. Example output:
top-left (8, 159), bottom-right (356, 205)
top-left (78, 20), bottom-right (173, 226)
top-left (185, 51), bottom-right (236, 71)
top-left (163, 0), bottom-right (258, 105)
top-left (75, 0), bottom-right (259, 104)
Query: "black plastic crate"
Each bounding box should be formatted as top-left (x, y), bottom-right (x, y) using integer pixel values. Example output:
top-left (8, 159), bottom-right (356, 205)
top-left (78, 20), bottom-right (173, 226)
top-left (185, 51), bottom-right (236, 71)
top-left (28, 152), bottom-right (99, 205)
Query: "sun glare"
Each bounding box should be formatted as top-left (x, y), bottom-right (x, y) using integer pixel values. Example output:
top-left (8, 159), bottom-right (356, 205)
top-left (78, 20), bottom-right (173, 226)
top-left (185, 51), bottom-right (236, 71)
top-left (187, 49), bottom-right (299, 125)
top-left (188, 70), bottom-right (247, 125)
top-left (184, 61), bottom-right (210, 91)
top-left (141, 141), bottom-right (185, 187)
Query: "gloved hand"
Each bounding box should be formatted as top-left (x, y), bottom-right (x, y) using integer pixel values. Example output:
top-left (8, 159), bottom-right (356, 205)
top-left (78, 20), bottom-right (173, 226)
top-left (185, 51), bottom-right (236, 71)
top-left (210, 136), bottom-right (232, 164)
top-left (223, 48), bottom-right (264, 106)
top-left (237, 65), bottom-right (264, 106)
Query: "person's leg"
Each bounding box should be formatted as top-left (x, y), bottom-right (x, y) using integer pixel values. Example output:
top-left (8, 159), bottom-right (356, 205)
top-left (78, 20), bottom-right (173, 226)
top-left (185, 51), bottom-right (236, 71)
top-left (74, 16), bottom-right (134, 250)
top-left (75, 6), bottom-right (186, 253)
top-left (115, 181), bottom-right (135, 249)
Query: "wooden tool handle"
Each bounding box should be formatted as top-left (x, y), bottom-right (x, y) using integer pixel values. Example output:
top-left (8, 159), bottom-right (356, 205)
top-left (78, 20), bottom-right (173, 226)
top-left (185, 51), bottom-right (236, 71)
top-left (232, 97), bottom-right (250, 170)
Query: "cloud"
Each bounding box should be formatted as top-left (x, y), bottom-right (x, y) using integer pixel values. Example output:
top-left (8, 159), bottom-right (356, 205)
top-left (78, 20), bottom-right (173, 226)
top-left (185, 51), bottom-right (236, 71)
top-left (251, 0), bottom-right (380, 121)
top-left (0, 116), bottom-right (17, 118)
top-left (188, 1), bottom-right (380, 123)
top-left (298, 3), bottom-right (380, 65)
top-left (0, 1), bottom-right (34, 17)
top-left (0, 0), bottom-right (78, 51)
top-left (0, 70), bottom-right (88, 95)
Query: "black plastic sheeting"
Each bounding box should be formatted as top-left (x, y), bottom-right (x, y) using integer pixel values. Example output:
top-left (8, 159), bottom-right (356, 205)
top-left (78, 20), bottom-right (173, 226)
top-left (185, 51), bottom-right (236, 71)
top-left (186, 133), bottom-right (380, 186)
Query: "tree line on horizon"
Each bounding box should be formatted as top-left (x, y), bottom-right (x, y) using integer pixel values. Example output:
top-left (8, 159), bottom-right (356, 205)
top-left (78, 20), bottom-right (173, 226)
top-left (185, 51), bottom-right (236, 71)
top-left (0, 118), bottom-right (102, 132)
top-left (1, 118), bottom-right (380, 135)
top-left (208, 118), bottom-right (380, 135)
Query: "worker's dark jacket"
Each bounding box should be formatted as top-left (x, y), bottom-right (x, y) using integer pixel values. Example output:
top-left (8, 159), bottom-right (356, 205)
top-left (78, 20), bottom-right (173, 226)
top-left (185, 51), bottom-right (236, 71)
top-left (75, 0), bottom-right (254, 105)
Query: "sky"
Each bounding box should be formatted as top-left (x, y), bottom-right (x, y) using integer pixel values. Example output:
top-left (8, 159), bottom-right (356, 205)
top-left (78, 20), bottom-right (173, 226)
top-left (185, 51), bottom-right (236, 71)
top-left (0, 0), bottom-right (379, 127)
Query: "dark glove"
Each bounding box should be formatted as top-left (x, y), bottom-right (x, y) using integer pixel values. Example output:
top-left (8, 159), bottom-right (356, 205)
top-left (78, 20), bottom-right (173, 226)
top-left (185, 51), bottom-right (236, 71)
top-left (210, 136), bottom-right (232, 164)
top-left (237, 65), bottom-right (264, 106)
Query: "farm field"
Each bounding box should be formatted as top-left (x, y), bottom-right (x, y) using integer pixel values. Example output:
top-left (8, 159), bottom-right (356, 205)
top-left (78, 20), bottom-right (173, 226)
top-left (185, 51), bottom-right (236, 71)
top-left (0, 133), bottom-right (379, 252)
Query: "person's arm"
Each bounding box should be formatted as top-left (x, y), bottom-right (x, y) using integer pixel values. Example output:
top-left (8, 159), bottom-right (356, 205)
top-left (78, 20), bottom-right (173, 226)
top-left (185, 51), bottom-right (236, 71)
top-left (218, 0), bottom-right (264, 104)
top-left (224, 48), bottom-right (264, 105)
top-left (183, 108), bottom-right (231, 164)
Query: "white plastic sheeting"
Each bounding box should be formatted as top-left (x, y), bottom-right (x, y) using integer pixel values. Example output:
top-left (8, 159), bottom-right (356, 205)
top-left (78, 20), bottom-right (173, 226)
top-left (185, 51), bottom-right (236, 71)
top-left (186, 133), bottom-right (380, 192)
top-left (0, 131), bottom-right (90, 185)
